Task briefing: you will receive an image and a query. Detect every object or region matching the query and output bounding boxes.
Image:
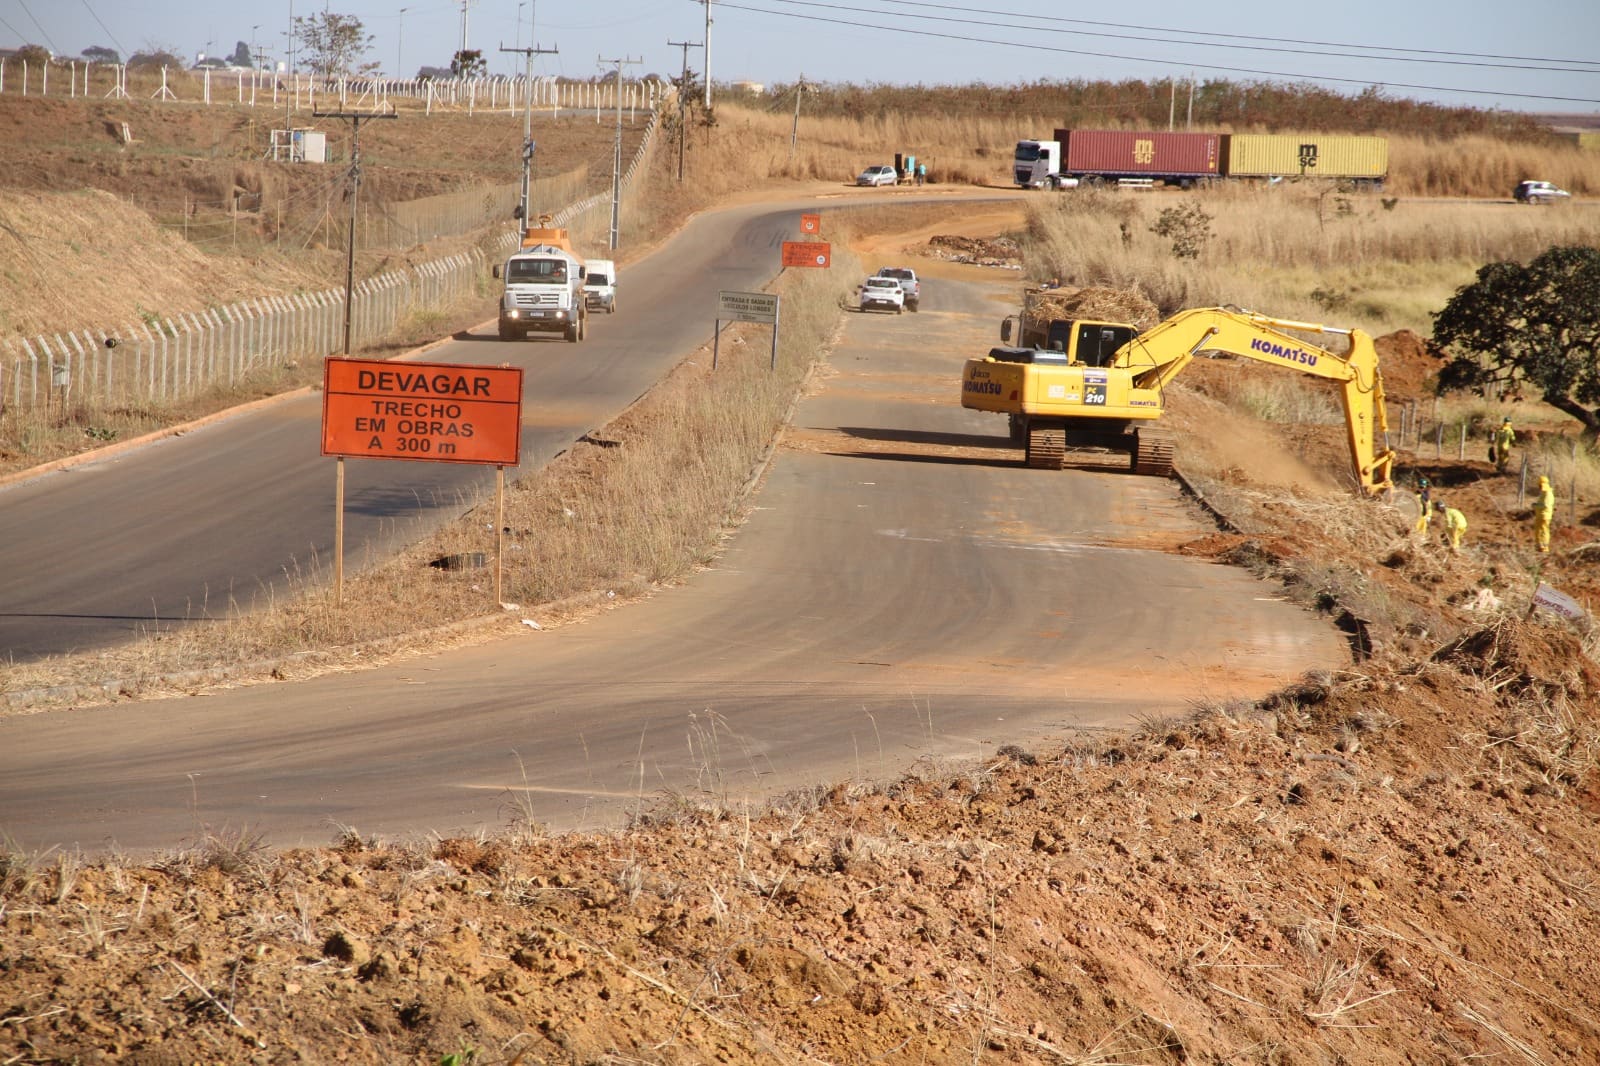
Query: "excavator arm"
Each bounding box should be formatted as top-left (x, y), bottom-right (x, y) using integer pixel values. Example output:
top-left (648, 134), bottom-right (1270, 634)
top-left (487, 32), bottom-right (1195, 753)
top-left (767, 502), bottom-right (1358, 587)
top-left (1113, 308), bottom-right (1395, 495)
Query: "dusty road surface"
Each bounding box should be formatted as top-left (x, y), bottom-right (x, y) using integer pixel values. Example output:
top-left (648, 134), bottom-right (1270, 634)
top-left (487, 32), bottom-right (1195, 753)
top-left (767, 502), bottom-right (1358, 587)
top-left (1, 264), bottom-right (1348, 853)
top-left (0, 196), bottom-right (860, 662)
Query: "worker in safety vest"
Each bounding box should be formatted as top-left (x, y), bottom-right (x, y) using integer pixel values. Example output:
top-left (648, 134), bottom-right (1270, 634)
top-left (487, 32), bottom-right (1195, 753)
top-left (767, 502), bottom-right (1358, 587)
top-left (1492, 416), bottom-right (1516, 474)
top-left (1435, 500), bottom-right (1468, 553)
top-left (1534, 475), bottom-right (1555, 554)
top-left (1413, 477), bottom-right (1432, 535)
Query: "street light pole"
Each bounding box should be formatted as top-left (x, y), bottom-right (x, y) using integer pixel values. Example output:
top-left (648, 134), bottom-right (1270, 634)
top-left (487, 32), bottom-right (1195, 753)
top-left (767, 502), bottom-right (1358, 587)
top-left (397, 8), bottom-right (408, 78)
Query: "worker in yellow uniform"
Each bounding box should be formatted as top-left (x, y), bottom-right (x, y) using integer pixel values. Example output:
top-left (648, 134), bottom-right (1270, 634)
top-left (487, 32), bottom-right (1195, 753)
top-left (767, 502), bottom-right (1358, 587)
top-left (1413, 477), bottom-right (1432, 535)
top-left (1492, 416), bottom-right (1515, 474)
top-left (1435, 500), bottom-right (1468, 553)
top-left (1534, 475), bottom-right (1555, 554)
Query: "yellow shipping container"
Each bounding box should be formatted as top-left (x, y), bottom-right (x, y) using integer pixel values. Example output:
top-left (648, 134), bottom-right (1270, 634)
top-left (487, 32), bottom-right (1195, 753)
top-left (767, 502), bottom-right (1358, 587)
top-left (1223, 134), bottom-right (1388, 180)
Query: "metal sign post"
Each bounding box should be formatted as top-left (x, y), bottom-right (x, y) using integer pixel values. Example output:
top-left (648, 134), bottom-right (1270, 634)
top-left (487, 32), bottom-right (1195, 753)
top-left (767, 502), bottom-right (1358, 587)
top-left (321, 358), bottom-right (524, 605)
top-left (715, 290), bottom-right (780, 369)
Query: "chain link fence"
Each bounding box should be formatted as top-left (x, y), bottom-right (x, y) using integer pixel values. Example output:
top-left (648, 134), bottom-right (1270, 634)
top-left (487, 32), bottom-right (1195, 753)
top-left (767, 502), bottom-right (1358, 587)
top-left (1, 108), bottom-right (660, 417)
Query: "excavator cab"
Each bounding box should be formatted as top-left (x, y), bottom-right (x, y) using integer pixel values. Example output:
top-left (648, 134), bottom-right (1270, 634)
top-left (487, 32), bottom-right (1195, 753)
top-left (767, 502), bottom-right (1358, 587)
top-left (1073, 323), bottom-right (1138, 367)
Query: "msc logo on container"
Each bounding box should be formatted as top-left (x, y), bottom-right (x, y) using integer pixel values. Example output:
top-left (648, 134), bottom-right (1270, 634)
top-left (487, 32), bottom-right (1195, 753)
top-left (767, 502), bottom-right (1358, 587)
top-left (1298, 143), bottom-right (1319, 171)
top-left (1133, 139), bottom-right (1155, 164)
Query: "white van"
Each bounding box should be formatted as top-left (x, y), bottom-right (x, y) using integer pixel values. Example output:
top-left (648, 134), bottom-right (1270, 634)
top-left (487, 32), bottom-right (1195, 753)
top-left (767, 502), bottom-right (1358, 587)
top-left (584, 258), bottom-right (617, 313)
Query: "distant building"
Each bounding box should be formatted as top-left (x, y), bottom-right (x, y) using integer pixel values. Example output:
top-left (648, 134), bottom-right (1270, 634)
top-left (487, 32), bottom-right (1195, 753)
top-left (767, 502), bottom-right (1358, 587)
top-left (731, 80), bottom-right (765, 95)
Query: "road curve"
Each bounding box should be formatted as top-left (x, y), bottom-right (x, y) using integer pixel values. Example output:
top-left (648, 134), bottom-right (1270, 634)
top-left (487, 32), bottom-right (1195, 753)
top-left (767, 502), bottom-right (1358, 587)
top-left (0, 193), bottom-right (877, 662)
top-left (0, 261), bottom-right (1349, 853)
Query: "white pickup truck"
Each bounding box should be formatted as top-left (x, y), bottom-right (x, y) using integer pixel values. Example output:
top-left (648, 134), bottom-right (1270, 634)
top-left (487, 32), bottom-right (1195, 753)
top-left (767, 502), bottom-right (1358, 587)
top-left (875, 266), bottom-right (920, 311)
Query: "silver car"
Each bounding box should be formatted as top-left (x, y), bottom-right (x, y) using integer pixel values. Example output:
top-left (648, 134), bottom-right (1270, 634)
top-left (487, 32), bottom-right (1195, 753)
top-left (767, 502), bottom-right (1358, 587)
top-left (856, 165), bottom-right (898, 187)
top-left (1514, 180), bottom-right (1571, 204)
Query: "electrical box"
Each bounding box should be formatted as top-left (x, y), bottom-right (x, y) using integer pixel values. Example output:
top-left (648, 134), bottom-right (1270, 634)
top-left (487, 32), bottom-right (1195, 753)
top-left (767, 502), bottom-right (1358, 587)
top-left (294, 130), bottom-right (327, 164)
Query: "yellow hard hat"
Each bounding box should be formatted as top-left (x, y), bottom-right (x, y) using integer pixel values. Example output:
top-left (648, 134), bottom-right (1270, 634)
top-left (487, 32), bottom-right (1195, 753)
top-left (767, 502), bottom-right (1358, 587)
top-left (1539, 476), bottom-right (1550, 486)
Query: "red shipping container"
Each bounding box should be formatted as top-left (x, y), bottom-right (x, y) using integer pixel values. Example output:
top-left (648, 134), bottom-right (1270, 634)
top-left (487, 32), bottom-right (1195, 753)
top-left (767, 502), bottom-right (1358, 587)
top-left (1052, 130), bottom-right (1220, 180)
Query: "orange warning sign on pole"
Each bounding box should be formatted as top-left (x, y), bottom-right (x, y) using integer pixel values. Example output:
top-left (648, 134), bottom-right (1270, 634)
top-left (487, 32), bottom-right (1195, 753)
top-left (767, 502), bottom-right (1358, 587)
top-left (781, 241), bottom-right (831, 268)
top-left (321, 358), bottom-right (523, 465)
top-left (799, 213), bottom-right (821, 234)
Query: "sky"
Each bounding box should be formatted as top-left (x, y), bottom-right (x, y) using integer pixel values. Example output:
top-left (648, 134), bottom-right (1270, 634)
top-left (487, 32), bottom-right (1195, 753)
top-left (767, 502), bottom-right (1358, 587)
top-left (3, 0), bottom-right (1598, 113)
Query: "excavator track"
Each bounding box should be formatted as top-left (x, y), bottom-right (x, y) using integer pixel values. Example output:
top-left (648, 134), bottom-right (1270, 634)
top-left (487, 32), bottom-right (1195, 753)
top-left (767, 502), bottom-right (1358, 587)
top-left (1131, 427), bottom-right (1176, 477)
top-left (1025, 424), bottom-right (1067, 469)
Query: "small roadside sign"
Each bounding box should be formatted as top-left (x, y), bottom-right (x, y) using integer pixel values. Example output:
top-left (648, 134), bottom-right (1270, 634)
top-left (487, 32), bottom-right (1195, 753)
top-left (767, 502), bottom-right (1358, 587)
top-left (321, 357), bottom-right (523, 466)
top-left (718, 290), bottom-right (779, 325)
top-left (781, 240), bottom-right (831, 268)
top-left (1532, 582), bottom-right (1587, 621)
top-left (799, 213), bottom-right (821, 234)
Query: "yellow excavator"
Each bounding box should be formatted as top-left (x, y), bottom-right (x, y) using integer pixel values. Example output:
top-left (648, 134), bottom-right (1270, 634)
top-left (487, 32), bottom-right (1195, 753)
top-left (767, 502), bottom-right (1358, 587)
top-left (960, 306), bottom-right (1395, 495)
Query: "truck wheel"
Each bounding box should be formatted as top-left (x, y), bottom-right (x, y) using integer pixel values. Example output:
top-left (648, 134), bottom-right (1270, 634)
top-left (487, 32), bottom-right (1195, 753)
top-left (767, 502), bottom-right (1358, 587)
top-left (908, 301), bottom-right (919, 312)
top-left (565, 322), bottom-right (579, 343)
top-left (498, 321), bottom-right (516, 341)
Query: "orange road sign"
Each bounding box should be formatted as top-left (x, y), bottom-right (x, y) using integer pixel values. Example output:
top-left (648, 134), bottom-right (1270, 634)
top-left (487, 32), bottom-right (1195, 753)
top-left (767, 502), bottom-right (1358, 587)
top-left (321, 358), bottom-right (523, 465)
top-left (799, 213), bottom-right (821, 234)
top-left (781, 240), bottom-right (831, 268)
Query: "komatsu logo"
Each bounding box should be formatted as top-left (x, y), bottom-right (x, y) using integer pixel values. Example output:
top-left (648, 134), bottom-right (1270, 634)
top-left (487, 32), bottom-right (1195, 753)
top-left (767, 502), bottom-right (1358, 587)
top-left (964, 379), bottom-right (1002, 395)
top-left (1250, 337), bottom-right (1319, 367)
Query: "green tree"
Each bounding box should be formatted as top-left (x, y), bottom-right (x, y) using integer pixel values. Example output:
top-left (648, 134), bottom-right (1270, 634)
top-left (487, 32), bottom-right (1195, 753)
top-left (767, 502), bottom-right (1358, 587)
top-left (1434, 246), bottom-right (1600, 435)
top-left (1149, 202), bottom-right (1214, 260)
top-left (12, 44), bottom-right (51, 65)
top-left (82, 45), bottom-right (121, 64)
top-left (127, 48), bottom-right (184, 70)
top-left (294, 12), bottom-right (373, 77)
top-left (226, 40), bottom-right (254, 67)
top-left (451, 49), bottom-right (486, 78)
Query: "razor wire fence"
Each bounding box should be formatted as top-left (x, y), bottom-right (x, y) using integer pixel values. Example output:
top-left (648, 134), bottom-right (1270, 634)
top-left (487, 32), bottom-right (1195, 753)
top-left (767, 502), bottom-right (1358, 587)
top-left (0, 107), bottom-right (660, 419)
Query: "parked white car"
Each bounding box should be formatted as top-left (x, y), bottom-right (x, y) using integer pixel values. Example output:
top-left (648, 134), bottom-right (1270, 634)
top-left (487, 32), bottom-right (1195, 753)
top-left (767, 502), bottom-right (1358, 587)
top-left (856, 165), bottom-right (898, 187)
top-left (1514, 180), bottom-right (1571, 204)
top-left (858, 276), bottom-right (905, 313)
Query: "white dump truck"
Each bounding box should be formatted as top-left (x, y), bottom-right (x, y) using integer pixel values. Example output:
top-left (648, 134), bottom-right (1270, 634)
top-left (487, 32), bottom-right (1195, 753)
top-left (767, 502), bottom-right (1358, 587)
top-left (492, 226), bottom-right (588, 342)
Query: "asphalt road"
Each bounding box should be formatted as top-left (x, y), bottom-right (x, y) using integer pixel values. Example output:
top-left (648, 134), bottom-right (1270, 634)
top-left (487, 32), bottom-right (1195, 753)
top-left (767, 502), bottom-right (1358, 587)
top-left (0, 197), bottom-right (821, 662)
top-left (0, 249), bottom-right (1349, 853)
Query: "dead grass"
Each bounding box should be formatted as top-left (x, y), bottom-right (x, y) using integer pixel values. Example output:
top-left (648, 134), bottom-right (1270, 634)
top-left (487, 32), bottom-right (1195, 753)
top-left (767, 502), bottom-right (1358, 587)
top-left (1018, 183), bottom-right (1598, 334)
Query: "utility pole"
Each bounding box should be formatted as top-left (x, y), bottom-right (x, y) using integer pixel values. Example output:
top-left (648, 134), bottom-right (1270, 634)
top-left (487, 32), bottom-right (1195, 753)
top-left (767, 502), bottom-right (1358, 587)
top-left (700, 0), bottom-right (712, 111)
top-left (789, 74), bottom-right (810, 159)
top-left (667, 37), bottom-right (702, 182)
top-left (598, 54), bottom-right (642, 251)
top-left (313, 109), bottom-right (398, 355)
top-left (500, 40), bottom-right (558, 226)
top-left (459, 0), bottom-right (473, 64)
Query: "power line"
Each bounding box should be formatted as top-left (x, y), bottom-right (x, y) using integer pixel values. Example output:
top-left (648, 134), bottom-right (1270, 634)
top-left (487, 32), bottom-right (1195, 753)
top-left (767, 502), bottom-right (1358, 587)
top-left (13, 0), bottom-right (61, 55)
top-left (860, 0), bottom-right (1600, 70)
top-left (717, 1), bottom-right (1600, 105)
top-left (77, 0), bottom-right (128, 58)
top-left (754, 0), bottom-right (1600, 74)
